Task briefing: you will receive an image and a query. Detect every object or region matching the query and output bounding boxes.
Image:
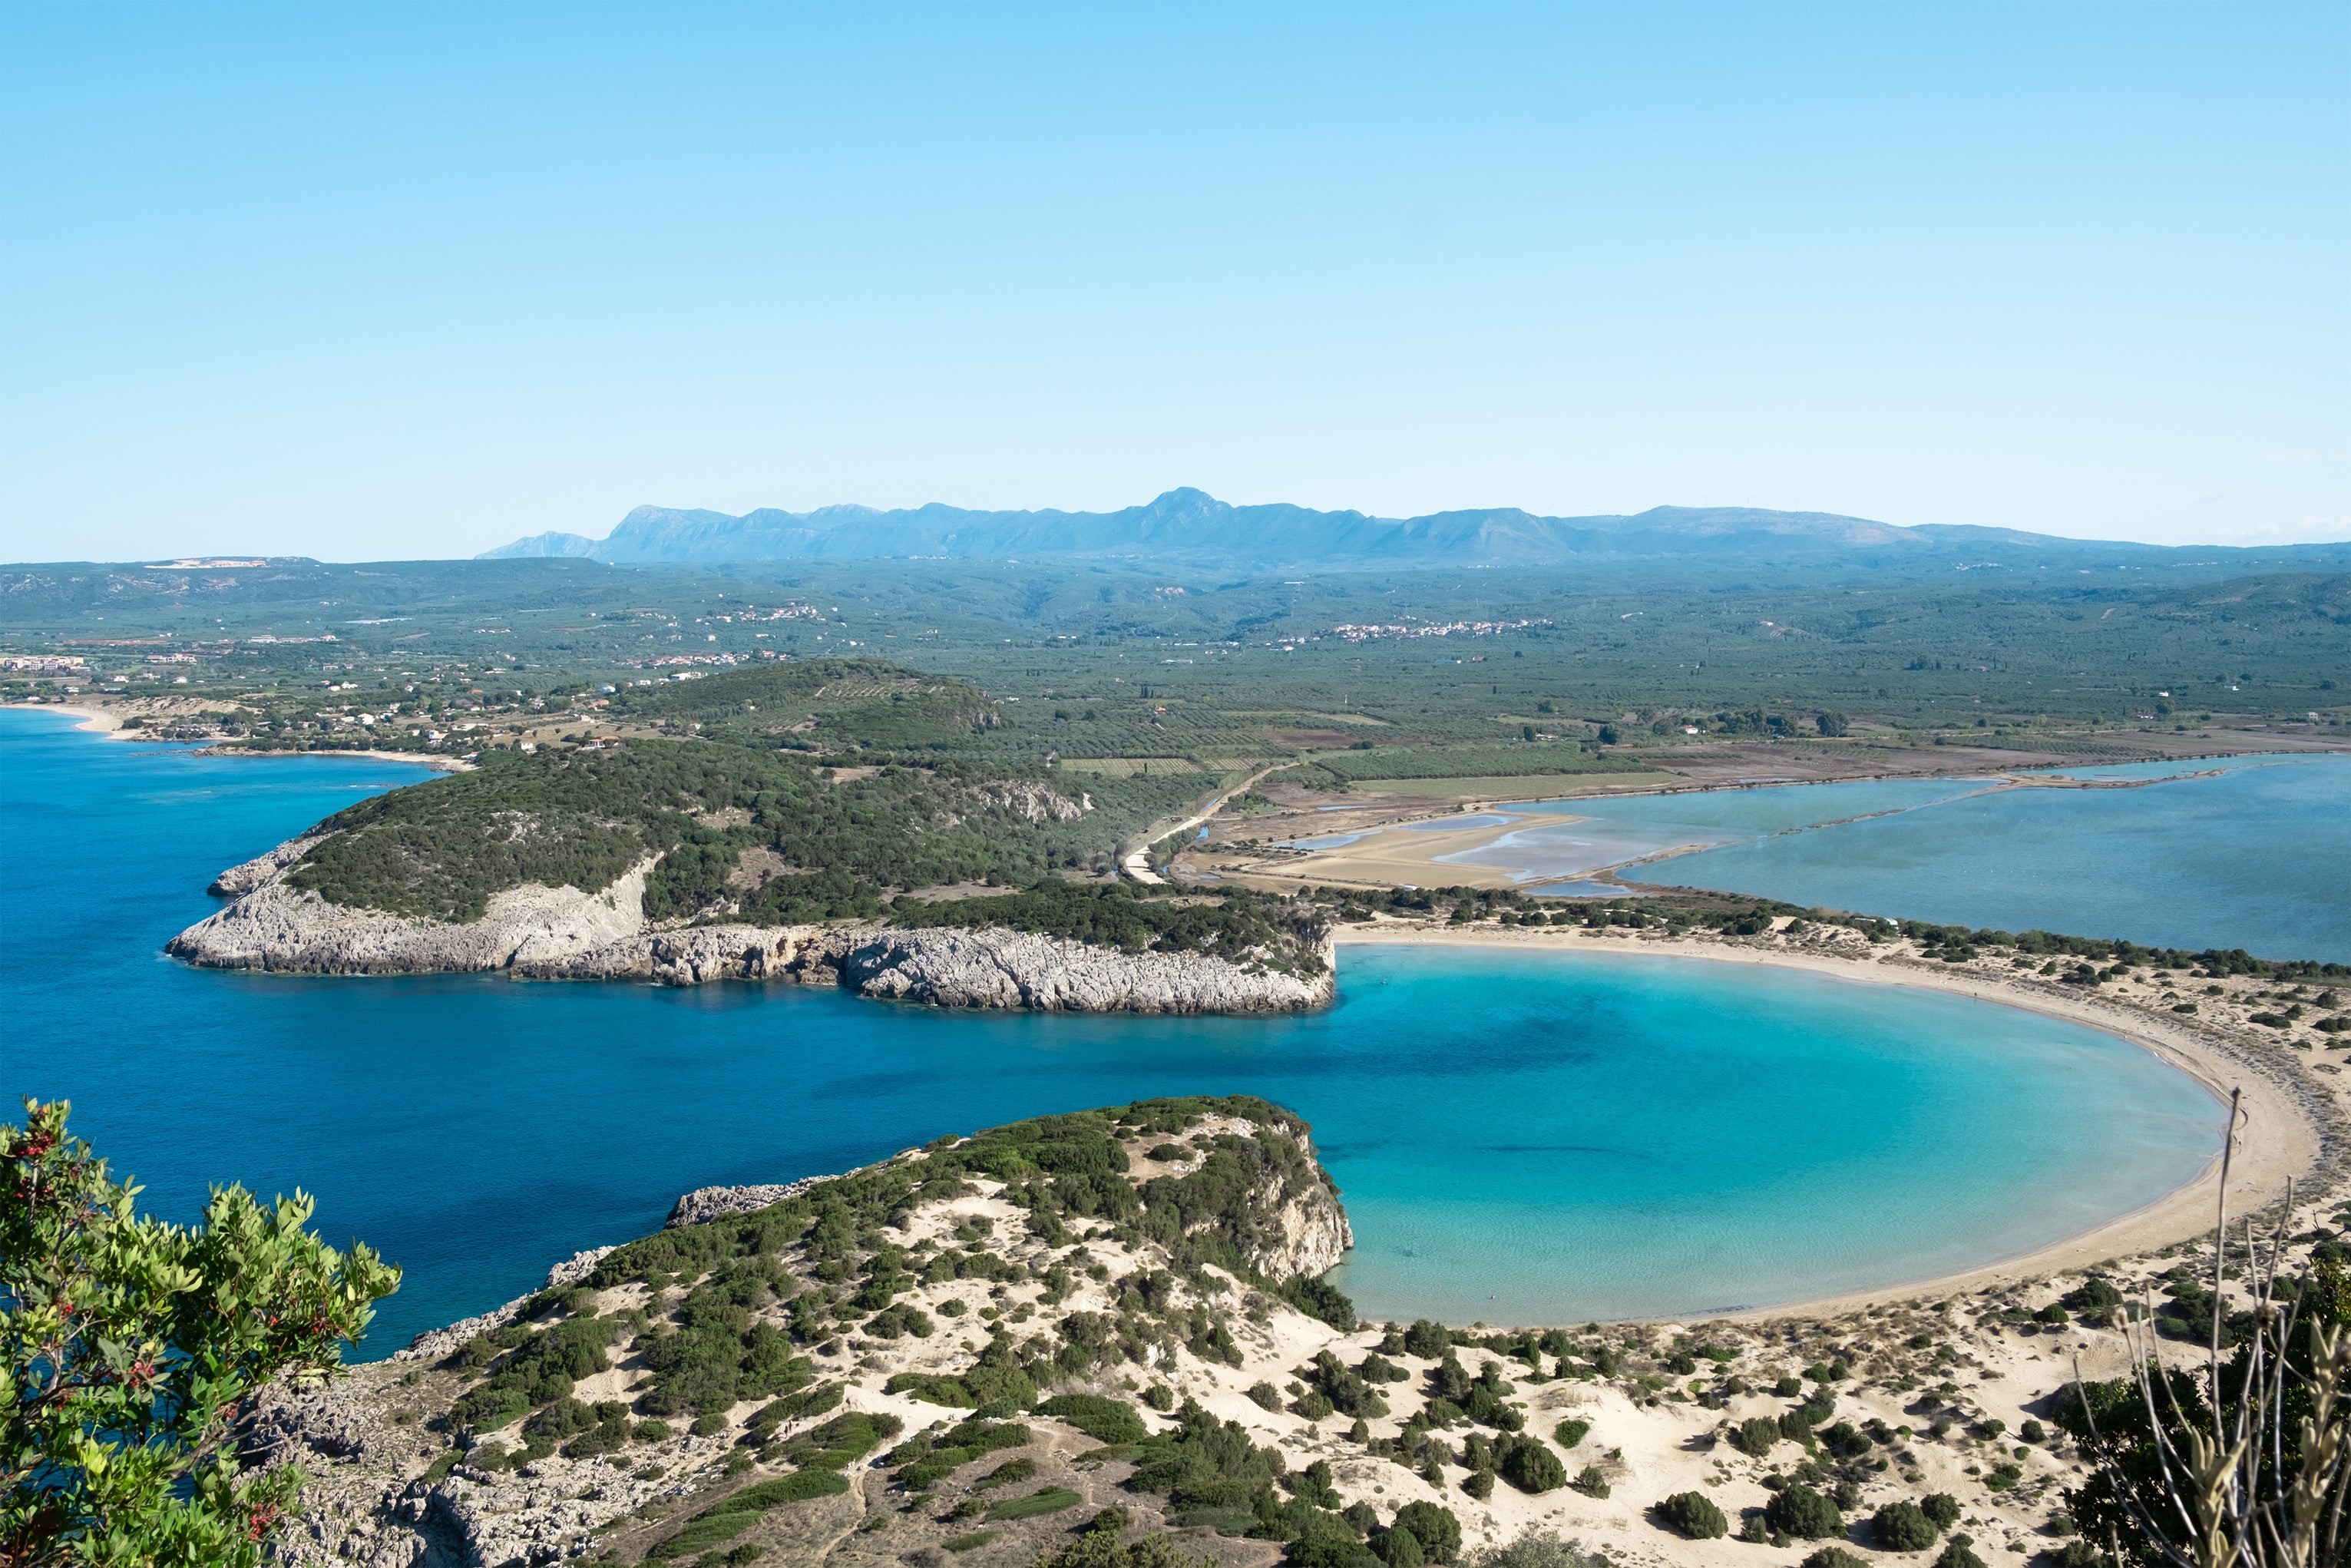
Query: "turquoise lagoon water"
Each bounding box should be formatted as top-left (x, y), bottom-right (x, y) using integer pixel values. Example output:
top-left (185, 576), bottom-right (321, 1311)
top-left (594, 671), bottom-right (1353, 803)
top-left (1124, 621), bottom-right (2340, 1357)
top-left (1438, 755), bottom-right (2351, 962)
top-left (2, 710), bottom-right (2222, 1351)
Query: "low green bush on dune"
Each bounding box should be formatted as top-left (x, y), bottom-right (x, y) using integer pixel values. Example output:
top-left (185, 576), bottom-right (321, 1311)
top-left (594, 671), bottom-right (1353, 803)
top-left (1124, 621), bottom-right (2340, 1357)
top-left (1658, 1491), bottom-right (1728, 1539)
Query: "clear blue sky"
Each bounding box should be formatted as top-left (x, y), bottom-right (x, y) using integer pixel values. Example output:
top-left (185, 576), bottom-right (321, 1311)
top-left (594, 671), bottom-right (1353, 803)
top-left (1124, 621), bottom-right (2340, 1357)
top-left (2, 2), bottom-right (2343, 561)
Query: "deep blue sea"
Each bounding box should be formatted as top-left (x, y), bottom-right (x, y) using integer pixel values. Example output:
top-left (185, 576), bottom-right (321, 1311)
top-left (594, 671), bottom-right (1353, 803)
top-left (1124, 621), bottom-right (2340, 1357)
top-left (1437, 754), bottom-right (2351, 963)
top-left (2, 710), bottom-right (2222, 1352)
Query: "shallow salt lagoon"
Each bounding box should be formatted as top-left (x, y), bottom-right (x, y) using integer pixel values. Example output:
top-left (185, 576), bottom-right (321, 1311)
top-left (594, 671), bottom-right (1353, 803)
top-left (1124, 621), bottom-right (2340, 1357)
top-left (1440, 754), bottom-right (2351, 963)
top-left (3, 709), bottom-right (2220, 1349)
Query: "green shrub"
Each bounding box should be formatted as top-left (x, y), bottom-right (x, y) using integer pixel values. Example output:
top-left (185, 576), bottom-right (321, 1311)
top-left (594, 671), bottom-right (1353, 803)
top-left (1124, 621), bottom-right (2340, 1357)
top-left (1461, 1470), bottom-right (1495, 1501)
top-left (648, 1514), bottom-right (755, 1560)
top-left (974, 1457), bottom-right (1036, 1490)
top-left (885, 1368), bottom-right (1037, 1410)
top-left (1936, 1543), bottom-right (1985, 1568)
top-left (865, 1303), bottom-right (934, 1339)
top-left (1920, 1494), bottom-right (1961, 1530)
top-left (448, 1384), bottom-right (531, 1435)
top-left (888, 1416), bottom-right (1033, 1491)
top-left (1765, 1483), bottom-right (1841, 1540)
top-left (1733, 1416), bottom-right (1781, 1457)
top-left (1038, 1394), bottom-right (1148, 1445)
top-left (1393, 1500), bottom-right (1463, 1563)
top-left (772, 1469), bottom-right (850, 1502)
top-left (646, 1464), bottom-right (852, 1560)
top-left (1658, 1491), bottom-right (1728, 1539)
top-left (1247, 1382), bottom-right (1284, 1411)
top-left (1552, 1419), bottom-right (1590, 1450)
top-left (716, 1470), bottom-right (851, 1509)
top-left (1281, 1275), bottom-right (1357, 1331)
top-left (1404, 1320), bottom-right (1451, 1358)
top-left (779, 1411), bottom-right (901, 1470)
top-left (1873, 1500), bottom-right (1939, 1552)
top-left (1304, 1348), bottom-right (1393, 1420)
top-left (985, 1485), bottom-right (1084, 1521)
top-left (1497, 1437), bottom-right (1566, 1494)
top-left (1571, 1467), bottom-right (1609, 1500)
top-left (943, 1532), bottom-right (996, 1554)
top-left (1800, 1550), bottom-right (1867, 1568)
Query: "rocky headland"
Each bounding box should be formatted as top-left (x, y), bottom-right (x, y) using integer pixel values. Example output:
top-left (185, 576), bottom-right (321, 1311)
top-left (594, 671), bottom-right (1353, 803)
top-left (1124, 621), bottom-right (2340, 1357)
top-left (168, 836), bottom-right (1332, 1014)
top-left (241, 1097), bottom-right (1361, 1568)
top-left (234, 1090), bottom-right (2318, 1568)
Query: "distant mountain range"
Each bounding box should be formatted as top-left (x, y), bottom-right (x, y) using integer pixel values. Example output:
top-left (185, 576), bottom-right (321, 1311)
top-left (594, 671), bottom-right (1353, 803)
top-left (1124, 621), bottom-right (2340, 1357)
top-left (480, 488), bottom-right (2343, 570)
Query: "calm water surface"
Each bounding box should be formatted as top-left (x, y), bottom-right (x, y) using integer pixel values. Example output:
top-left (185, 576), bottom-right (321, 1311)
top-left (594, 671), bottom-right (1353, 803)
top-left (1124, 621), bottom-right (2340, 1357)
top-left (2, 710), bottom-right (2220, 1350)
top-left (1440, 755), bottom-right (2349, 961)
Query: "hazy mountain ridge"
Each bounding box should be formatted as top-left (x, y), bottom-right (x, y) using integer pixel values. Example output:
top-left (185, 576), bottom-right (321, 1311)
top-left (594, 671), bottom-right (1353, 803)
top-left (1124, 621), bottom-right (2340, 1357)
top-left (482, 486), bottom-right (2116, 567)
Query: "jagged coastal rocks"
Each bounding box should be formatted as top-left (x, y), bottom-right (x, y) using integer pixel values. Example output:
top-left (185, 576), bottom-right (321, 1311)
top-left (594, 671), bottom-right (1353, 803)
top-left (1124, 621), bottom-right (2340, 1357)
top-left (167, 834), bottom-right (1333, 1014)
top-left (664, 1179), bottom-right (828, 1230)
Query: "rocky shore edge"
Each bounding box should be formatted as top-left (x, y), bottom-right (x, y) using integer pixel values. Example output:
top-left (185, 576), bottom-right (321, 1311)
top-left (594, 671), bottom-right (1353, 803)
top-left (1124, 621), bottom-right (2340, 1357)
top-left (167, 839), bottom-right (1333, 1014)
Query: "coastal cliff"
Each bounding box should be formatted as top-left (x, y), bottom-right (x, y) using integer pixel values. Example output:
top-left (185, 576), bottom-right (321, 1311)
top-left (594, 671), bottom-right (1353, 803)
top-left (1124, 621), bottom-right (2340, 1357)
top-left (170, 836), bottom-right (1331, 1013)
top-left (169, 857), bottom-right (657, 975)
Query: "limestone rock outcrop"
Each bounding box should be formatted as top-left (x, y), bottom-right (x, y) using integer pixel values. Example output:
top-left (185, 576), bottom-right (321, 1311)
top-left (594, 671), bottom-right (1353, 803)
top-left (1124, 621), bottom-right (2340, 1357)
top-left (170, 857), bottom-right (654, 976)
top-left (209, 835), bottom-right (326, 895)
top-left (664, 1178), bottom-right (825, 1229)
top-left (172, 837), bottom-right (1331, 1014)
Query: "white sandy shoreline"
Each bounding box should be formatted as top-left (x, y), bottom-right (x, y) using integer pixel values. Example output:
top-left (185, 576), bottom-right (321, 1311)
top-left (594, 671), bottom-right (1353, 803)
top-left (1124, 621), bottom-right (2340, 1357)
top-left (2, 703), bottom-right (463, 771)
top-left (3, 700), bottom-right (130, 734)
top-left (1334, 923), bottom-right (2329, 1324)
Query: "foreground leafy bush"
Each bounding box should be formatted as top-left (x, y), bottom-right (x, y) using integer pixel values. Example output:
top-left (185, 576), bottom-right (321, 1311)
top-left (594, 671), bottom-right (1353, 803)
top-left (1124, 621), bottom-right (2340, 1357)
top-left (1, 1099), bottom-right (401, 1568)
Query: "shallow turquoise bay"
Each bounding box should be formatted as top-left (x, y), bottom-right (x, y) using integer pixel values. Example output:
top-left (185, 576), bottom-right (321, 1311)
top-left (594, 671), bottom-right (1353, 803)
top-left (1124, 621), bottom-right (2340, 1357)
top-left (1, 710), bottom-right (2222, 1351)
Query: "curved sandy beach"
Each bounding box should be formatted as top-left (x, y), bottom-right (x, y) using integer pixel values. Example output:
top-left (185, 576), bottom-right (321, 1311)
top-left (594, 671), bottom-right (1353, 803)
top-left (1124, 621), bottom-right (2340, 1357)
top-left (3, 702), bottom-right (465, 771)
top-left (1336, 921), bottom-right (2333, 1322)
